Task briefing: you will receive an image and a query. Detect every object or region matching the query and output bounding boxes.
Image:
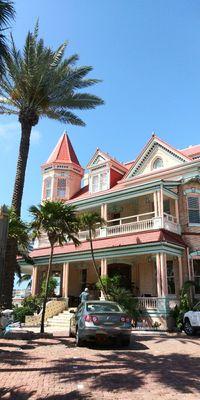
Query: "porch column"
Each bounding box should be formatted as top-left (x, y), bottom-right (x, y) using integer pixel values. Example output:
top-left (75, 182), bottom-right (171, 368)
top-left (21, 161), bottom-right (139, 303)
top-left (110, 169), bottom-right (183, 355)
top-left (160, 253), bottom-right (168, 296)
top-left (160, 186), bottom-right (164, 227)
top-left (31, 266), bottom-right (38, 296)
top-left (178, 256), bottom-right (183, 289)
top-left (101, 258), bottom-right (107, 276)
top-left (156, 254), bottom-right (162, 297)
top-left (157, 191), bottom-right (161, 216)
top-left (62, 262), bottom-right (69, 300)
top-left (154, 192), bottom-right (158, 217)
top-left (175, 199), bottom-right (180, 224)
top-left (101, 203), bottom-right (107, 221)
top-left (100, 259), bottom-right (107, 300)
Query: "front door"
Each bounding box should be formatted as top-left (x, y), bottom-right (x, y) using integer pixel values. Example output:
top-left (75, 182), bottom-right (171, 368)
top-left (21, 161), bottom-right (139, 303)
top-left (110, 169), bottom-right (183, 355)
top-left (108, 263), bottom-right (131, 290)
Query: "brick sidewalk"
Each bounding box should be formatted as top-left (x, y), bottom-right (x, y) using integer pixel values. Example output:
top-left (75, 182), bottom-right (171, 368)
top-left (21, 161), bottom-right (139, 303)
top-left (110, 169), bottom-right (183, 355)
top-left (0, 333), bottom-right (199, 399)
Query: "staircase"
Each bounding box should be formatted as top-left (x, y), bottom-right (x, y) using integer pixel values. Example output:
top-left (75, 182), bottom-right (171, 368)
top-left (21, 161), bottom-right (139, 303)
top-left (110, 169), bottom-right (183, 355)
top-left (46, 309), bottom-right (75, 331)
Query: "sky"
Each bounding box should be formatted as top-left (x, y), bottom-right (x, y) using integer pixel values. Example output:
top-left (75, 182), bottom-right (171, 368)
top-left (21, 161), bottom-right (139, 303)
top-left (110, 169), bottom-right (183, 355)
top-left (1, 0), bottom-right (200, 222)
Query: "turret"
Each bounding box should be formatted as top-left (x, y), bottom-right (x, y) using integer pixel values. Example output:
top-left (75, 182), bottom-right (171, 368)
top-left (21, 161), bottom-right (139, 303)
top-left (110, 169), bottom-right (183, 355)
top-left (41, 132), bottom-right (84, 201)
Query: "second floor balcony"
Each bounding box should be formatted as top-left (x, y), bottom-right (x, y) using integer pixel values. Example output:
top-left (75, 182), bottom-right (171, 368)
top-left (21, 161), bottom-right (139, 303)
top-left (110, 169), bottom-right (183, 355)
top-left (34, 187), bottom-right (181, 249)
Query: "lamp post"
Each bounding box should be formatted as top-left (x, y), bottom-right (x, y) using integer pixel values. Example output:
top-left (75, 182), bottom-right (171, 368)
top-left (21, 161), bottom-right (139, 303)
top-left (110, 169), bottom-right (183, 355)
top-left (0, 205), bottom-right (9, 308)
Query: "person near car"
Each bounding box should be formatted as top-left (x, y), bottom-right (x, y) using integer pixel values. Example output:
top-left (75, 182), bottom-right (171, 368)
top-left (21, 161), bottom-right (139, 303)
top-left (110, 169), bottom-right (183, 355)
top-left (80, 288), bottom-right (89, 303)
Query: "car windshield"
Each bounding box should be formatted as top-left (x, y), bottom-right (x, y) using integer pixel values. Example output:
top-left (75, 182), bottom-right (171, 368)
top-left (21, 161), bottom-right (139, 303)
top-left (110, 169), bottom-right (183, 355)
top-left (86, 302), bottom-right (122, 313)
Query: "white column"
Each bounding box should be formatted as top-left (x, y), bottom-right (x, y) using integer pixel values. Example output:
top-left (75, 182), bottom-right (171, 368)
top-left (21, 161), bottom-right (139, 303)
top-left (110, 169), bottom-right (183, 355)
top-left (62, 262), bottom-right (69, 299)
top-left (175, 199), bottom-right (179, 223)
top-left (101, 258), bottom-right (107, 276)
top-left (160, 253), bottom-right (168, 297)
top-left (100, 259), bottom-right (107, 300)
top-left (101, 203), bottom-right (107, 221)
top-left (154, 192), bottom-right (158, 217)
top-left (178, 256), bottom-right (183, 289)
top-left (31, 266), bottom-right (38, 297)
top-left (156, 254), bottom-right (162, 297)
top-left (160, 186), bottom-right (164, 227)
top-left (157, 191), bottom-right (161, 216)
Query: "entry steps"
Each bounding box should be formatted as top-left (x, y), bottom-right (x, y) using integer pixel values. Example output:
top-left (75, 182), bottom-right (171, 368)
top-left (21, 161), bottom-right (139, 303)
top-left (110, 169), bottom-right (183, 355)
top-left (46, 309), bottom-right (76, 330)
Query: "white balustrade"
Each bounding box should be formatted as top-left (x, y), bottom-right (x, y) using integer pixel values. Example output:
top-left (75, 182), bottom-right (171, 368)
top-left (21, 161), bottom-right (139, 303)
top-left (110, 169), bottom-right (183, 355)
top-left (34, 211), bottom-right (180, 249)
top-left (137, 297), bottom-right (158, 309)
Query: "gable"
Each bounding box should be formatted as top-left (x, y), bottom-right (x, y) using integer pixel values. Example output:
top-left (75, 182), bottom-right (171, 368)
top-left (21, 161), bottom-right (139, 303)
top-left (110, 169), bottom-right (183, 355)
top-left (126, 136), bottom-right (190, 179)
top-left (87, 149), bottom-right (109, 169)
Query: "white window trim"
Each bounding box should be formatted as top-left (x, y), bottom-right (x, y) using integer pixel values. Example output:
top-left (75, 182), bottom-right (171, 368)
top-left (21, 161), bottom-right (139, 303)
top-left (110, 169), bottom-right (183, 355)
top-left (89, 169), bottom-right (110, 193)
top-left (187, 195), bottom-right (200, 226)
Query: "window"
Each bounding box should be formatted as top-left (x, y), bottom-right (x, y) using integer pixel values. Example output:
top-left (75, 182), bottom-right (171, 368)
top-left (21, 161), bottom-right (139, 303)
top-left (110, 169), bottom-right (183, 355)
top-left (164, 199), bottom-right (170, 214)
top-left (188, 196), bottom-right (200, 224)
top-left (57, 178), bottom-right (66, 198)
top-left (152, 157), bottom-right (164, 170)
top-left (90, 171), bottom-right (108, 193)
top-left (167, 260), bottom-right (175, 294)
top-left (44, 177), bottom-right (52, 199)
top-left (194, 260), bottom-right (200, 294)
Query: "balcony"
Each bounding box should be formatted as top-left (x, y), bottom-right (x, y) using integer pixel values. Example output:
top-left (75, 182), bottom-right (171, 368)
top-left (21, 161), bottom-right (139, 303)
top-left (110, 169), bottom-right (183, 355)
top-left (34, 210), bottom-right (180, 249)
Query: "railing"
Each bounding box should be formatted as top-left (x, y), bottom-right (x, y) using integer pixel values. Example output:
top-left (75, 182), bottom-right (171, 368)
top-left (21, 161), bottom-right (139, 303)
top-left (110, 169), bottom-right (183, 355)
top-left (107, 219), bottom-right (154, 236)
top-left (34, 211), bottom-right (180, 249)
top-left (163, 213), bottom-right (180, 234)
top-left (137, 297), bottom-right (158, 309)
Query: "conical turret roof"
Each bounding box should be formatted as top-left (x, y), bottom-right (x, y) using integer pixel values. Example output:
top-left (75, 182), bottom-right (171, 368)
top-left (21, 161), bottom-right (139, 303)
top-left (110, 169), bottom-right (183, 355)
top-left (46, 132), bottom-right (80, 166)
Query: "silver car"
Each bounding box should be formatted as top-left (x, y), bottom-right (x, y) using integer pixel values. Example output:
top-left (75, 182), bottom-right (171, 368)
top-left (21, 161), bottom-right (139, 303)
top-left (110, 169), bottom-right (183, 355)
top-left (69, 300), bottom-right (132, 347)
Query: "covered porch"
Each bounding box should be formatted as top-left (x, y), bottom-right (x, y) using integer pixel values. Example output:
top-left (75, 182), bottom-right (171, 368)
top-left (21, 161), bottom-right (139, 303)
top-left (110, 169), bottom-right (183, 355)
top-left (31, 252), bottom-right (184, 312)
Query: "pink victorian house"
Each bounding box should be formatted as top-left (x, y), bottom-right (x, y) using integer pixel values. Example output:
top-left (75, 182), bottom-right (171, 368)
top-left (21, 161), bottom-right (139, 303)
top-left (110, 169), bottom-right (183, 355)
top-left (24, 132), bottom-right (200, 328)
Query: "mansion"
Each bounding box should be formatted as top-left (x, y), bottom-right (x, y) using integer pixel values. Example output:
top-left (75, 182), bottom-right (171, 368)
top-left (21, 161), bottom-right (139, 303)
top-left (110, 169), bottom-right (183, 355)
top-left (25, 132), bottom-right (200, 328)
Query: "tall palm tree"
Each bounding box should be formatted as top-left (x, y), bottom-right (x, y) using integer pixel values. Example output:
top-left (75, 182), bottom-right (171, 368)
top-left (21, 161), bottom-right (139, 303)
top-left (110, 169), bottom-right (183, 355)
top-left (78, 212), bottom-right (108, 299)
top-left (0, 22), bottom-right (104, 216)
top-left (29, 201), bottom-right (80, 333)
top-left (1, 208), bottom-right (31, 308)
top-left (0, 0), bottom-right (15, 75)
top-left (0, 23), bottom-right (103, 307)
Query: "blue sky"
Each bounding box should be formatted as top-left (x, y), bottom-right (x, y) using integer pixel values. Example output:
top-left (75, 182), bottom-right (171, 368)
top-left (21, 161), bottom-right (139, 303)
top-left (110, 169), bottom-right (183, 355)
top-left (1, 0), bottom-right (200, 221)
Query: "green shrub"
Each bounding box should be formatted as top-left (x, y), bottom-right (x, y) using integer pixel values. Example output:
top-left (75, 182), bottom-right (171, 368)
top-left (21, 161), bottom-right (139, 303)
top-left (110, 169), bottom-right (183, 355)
top-left (170, 281), bottom-right (196, 330)
top-left (13, 295), bottom-right (43, 323)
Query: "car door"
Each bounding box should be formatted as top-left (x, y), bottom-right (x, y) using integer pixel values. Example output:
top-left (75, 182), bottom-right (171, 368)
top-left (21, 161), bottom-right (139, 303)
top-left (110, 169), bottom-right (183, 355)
top-left (190, 310), bottom-right (199, 327)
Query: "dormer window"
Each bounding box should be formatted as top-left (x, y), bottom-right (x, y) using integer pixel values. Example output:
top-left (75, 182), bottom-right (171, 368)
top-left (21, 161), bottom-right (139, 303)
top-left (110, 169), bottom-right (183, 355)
top-left (90, 171), bottom-right (109, 193)
top-left (152, 157), bottom-right (164, 170)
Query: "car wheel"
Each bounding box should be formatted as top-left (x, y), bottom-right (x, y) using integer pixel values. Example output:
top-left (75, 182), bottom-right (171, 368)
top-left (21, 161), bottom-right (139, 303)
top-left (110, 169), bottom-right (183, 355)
top-left (76, 329), bottom-right (84, 347)
top-left (184, 320), bottom-right (195, 336)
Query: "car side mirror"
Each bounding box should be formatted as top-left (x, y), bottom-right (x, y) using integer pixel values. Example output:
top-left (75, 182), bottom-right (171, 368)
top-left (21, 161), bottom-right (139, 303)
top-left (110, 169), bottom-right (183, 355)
top-left (69, 310), bottom-right (75, 314)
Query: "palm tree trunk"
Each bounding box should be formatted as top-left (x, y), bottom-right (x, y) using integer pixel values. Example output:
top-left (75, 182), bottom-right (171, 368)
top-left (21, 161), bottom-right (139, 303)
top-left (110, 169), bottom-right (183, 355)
top-left (40, 244), bottom-right (54, 334)
top-left (89, 230), bottom-right (107, 300)
top-left (12, 121), bottom-right (32, 216)
top-left (1, 122), bottom-right (32, 308)
top-left (1, 237), bottom-right (17, 308)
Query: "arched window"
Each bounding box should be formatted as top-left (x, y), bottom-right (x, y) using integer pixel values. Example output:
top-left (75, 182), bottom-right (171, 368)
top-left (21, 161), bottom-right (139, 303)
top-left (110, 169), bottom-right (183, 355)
top-left (152, 157), bottom-right (164, 170)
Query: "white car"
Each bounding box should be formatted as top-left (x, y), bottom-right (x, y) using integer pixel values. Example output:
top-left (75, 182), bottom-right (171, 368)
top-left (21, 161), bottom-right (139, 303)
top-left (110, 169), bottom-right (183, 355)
top-left (183, 301), bottom-right (200, 336)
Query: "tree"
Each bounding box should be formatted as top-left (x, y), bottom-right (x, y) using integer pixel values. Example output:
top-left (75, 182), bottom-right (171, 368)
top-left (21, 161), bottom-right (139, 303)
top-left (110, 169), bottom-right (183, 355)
top-left (29, 201), bottom-right (80, 333)
top-left (0, 0), bottom-right (15, 75)
top-left (0, 22), bottom-right (104, 306)
top-left (1, 208), bottom-right (31, 308)
top-left (78, 212), bottom-right (107, 299)
top-left (0, 22), bottom-right (104, 216)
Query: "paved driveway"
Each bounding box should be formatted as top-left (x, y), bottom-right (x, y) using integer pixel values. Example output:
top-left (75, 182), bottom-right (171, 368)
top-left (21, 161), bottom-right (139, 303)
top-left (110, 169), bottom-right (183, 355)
top-left (0, 332), bottom-right (199, 399)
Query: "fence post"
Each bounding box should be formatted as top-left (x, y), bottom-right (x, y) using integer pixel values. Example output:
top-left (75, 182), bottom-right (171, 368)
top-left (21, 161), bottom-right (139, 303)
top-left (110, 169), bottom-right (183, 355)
top-left (0, 205), bottom-right (9, 307)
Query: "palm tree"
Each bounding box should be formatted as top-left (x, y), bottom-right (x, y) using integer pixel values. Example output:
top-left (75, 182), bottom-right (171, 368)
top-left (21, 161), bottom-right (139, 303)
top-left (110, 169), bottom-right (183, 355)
top-left (0, 23), bottom-right (103, 307)
top-left (78, 212), bottom-right (108, 299)
top-left (1, 208), bottom-right (31, 308)
top-left (29, 201), bottom-right (80, 333)
top-left (0, 0), bottom-right (15, 75)
top-left (0, 22), bottom-right (104, 216)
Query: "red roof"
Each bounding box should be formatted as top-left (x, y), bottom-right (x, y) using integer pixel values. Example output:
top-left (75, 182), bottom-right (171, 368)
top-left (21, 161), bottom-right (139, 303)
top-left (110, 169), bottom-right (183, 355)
top-left (180, 144), bottom-right (200, 158)
top-left (30, 229), bottom-right (185, 259)
top-left (46, 133), bottom-right (80, 166)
